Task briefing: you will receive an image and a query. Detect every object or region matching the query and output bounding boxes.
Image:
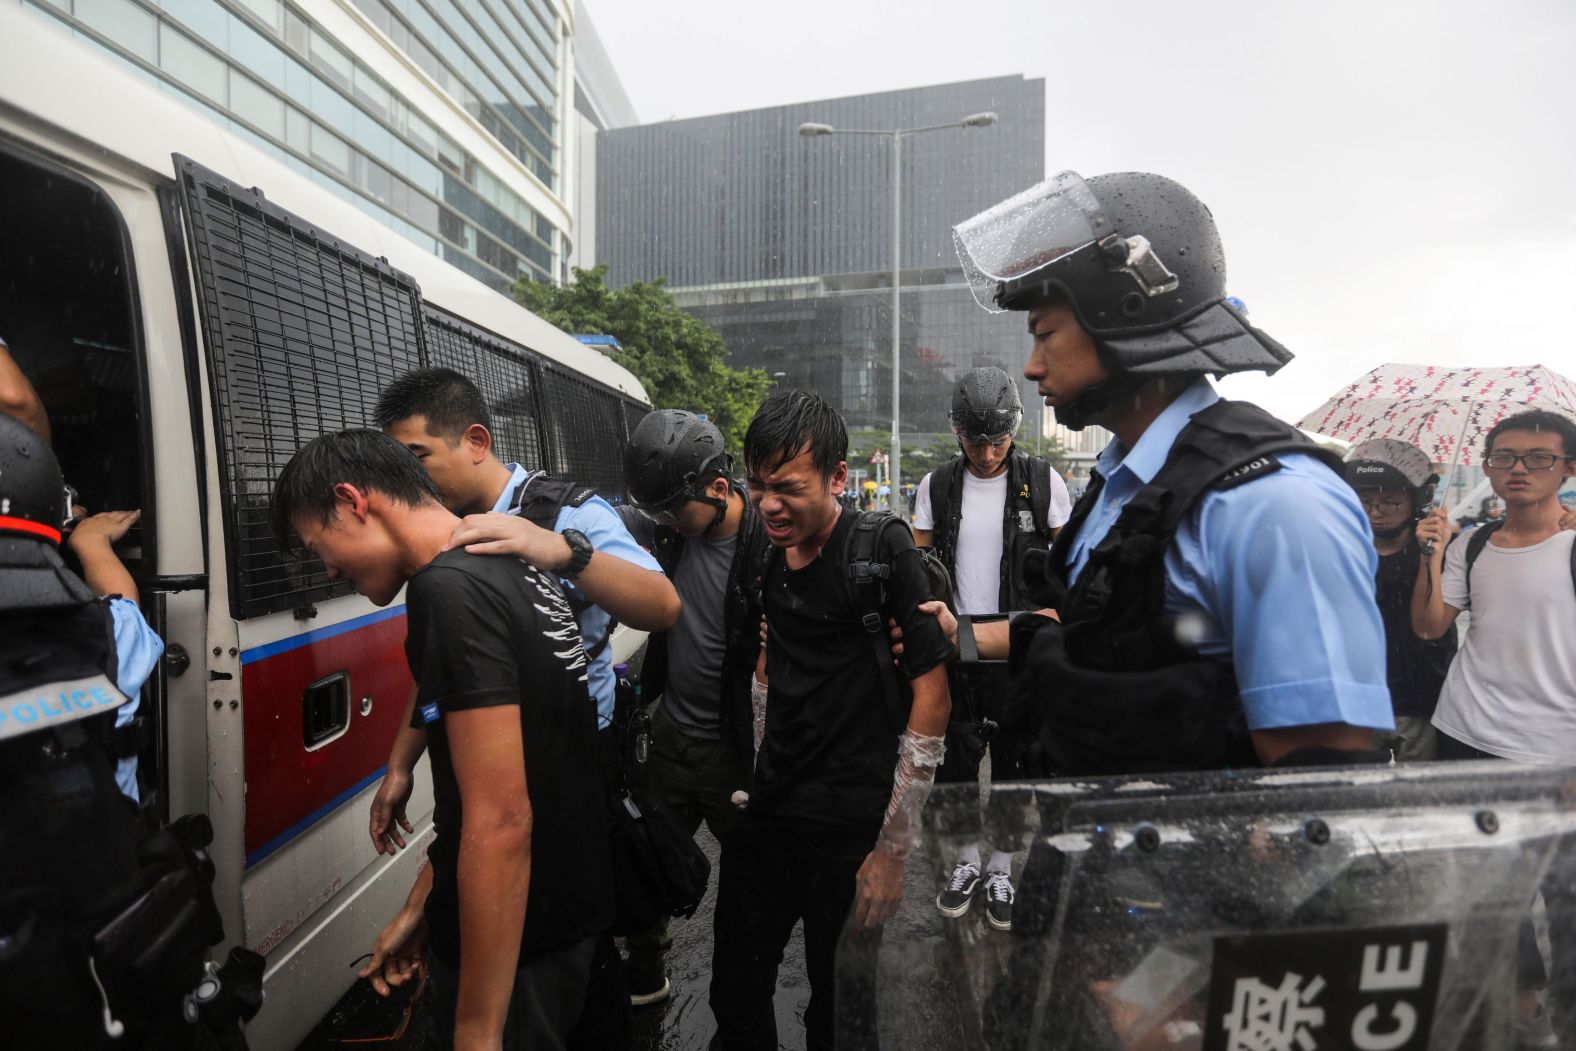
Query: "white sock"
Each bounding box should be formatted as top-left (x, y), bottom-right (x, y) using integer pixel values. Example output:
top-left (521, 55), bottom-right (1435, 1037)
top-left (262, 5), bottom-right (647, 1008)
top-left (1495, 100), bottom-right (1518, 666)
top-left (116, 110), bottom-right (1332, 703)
top-left (958, 844), bottom-right (982, 870)
top-left (986, 851), bottom-right (1012, 876)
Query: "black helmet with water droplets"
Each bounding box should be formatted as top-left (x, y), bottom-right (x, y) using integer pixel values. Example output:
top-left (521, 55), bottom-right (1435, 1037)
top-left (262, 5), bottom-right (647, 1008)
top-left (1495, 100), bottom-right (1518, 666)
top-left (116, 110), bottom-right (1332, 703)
top-left (949, 366), bottom-right (1023, 441)
top-left (624, 409), bottom-right (732, 521)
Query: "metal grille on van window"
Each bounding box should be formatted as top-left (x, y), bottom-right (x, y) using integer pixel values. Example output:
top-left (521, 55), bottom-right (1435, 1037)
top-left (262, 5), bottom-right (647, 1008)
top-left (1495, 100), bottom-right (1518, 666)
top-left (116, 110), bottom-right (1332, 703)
top-left (422, 307), bottom-right (547, 472)
top-left (175, 156), bottom-right (427, 620)
top-left (536, 364), bottom-right (633, 502)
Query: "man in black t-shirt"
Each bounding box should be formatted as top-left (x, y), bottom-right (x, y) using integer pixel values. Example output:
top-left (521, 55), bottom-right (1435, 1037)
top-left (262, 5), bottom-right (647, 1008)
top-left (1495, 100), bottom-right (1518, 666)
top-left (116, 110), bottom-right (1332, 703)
top-left (710, 390), bottom-right (953, 1051)
top-left (1343, 439), bottom-right (1456, 759)
top-left (269, 430), bottom-right (614, 1051)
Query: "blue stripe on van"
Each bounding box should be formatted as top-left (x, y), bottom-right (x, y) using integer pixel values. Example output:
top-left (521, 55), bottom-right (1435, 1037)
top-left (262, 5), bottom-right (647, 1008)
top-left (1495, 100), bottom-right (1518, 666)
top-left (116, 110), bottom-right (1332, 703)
top-left (244, 764), bottom-right (390, 869)
top-left (239, 606), bottom-right (406, 665)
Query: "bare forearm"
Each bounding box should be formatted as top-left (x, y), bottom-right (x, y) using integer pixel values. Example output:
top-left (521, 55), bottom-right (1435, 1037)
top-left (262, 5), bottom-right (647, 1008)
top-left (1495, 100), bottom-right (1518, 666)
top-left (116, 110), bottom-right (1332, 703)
top-left (1410, 555), bottom-right (1453, 639)
top-left (572, 556), bottom-right (679, 631)
top-left (389, 686), bottom-right (429, 773)
top-left (455, 824), bottom-right (530, 1039)
top-left (73, 539), bottom-right (137, 602)
top-left (905, 664), bottom-right (950, 737)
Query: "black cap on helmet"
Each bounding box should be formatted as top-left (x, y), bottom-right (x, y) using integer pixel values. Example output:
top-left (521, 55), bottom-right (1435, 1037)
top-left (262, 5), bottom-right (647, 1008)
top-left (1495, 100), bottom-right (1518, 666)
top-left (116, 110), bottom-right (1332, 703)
top-left (957, 172), bottom-right (1292, 429)
top-left (624, 409), bottom-right (733, 522)
top-left (0, 412), bottom-right (97, 611)
top-left (949, 366), bottom-right (1023, 441)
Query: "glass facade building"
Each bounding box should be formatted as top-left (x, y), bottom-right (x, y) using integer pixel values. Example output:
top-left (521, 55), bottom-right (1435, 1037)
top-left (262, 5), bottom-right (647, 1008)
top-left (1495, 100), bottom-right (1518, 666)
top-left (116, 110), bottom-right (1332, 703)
top-left (19, 0), bottom-right (573, 290)
top-left (596, 76), bottom-right (1046, 443)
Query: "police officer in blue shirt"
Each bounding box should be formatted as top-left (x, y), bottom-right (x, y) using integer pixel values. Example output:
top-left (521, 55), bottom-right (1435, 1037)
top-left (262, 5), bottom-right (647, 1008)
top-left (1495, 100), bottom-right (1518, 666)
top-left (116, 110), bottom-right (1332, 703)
top-left (937, 171), bottom-right (1393, 772)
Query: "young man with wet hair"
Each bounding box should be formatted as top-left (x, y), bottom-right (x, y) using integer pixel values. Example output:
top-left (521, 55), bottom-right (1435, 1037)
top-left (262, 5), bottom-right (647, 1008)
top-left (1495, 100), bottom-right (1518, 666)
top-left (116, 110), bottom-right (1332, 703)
top-left (269, 429), bottom-right (615, 1051)
top-left (366, 367), bottom-right (677, 855)
top-left (1342, 439), bottom-right (1456, 760)
top-left (707, 389), bottom-right (952, 1051)
top-left (1414, 410), bottom-right (1576, 762)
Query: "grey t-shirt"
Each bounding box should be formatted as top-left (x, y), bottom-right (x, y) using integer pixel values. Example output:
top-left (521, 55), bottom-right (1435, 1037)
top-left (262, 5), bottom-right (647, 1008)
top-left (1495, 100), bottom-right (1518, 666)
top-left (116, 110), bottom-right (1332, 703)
top-left (663, 531), bottom-right (738, 739)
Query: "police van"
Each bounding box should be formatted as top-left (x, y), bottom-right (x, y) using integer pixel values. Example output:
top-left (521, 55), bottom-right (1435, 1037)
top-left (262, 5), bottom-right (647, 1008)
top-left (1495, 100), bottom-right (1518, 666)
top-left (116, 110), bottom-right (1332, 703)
top-left (0, 11), bottom-right (649, 1047)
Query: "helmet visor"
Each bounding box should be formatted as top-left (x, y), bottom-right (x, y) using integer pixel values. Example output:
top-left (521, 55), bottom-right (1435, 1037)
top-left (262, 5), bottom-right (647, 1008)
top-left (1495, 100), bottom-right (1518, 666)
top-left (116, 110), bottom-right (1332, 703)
top-left (952, 171), bottom-right (1107, 313)
top-left (631, 483), bottom-right (691, 524)
top-left (949, 408), bottom-right (1022, 445)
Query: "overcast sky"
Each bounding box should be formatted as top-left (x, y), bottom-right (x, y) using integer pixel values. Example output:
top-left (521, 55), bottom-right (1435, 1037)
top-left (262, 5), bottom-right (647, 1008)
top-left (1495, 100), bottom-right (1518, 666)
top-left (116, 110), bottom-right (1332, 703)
top-left (583, 0), bottom-right (1576, 425)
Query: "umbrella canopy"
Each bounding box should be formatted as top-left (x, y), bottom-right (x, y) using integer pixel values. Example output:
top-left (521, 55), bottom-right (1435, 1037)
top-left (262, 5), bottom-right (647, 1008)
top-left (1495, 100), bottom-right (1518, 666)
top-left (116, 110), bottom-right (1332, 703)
top-left (1297, 363), bottom-right (1576, 467)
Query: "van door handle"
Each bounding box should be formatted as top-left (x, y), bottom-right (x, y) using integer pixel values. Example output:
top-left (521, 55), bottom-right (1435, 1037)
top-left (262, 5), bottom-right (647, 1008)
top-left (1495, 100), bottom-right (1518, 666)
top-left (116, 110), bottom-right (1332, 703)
top-left (164, 643), bottom-right (192, 677)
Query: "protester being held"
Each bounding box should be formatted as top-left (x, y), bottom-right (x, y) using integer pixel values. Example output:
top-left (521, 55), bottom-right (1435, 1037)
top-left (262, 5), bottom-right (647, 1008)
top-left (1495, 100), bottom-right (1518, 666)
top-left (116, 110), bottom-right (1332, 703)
top-left (912, 366), bottom-right (1069, 930)
top-left (365, 367), bottom-right (677, 858)
top-left (615, 409), bottom-right (766, 1007)
top-left (0, 329), bottom-right (51, 443)
top-left (1414, 410), bottom-right (1576, 762)
top-left (1342, 439), bottom-right (1456, 760)
top-left (929, 170), bottom-right (1393, 772)
top-left (270, 430), bottom-right (616, 1050)
top-left (710, 390), bottom-right (952, 1051)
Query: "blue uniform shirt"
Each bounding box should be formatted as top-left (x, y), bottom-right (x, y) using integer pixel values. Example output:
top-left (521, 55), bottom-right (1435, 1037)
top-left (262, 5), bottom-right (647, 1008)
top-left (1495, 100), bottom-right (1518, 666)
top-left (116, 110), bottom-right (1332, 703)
top-left (108, 597), bottom-right (163, 801)
top-left (496, 465), bottom-right (662, 729)
top-left (1065, 379), bottom-right (1393, 733)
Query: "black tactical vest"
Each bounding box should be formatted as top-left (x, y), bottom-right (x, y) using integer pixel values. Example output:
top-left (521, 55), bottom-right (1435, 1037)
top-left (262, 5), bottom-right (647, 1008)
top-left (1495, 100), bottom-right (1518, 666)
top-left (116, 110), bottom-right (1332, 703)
top-left (1009, 399), bottom-right (1346, 777)
top-left (927, 448), bottom-right (1059, 612)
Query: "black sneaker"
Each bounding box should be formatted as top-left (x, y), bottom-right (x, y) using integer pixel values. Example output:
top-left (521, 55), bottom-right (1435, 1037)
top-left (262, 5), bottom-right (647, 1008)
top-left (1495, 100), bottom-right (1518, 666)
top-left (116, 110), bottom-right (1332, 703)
top-left (936, 861), bottom-right (982, 918)
top-left (626, 953), bottom-right (671, 1008)
top-left (984, 869), bottom-right (1014, 931)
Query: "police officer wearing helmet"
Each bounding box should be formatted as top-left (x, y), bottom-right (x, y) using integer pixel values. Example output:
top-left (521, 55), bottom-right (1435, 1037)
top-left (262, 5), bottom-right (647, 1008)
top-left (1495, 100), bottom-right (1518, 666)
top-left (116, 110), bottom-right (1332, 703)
top-left (1343, 439), bottom-right (1455, 760)
top-left (913, 366), bottom-right (1069, 929)
top-left (618, 409), bottom-right (766, 1006)
top-left (940, 170), bottom-right (1393, 772)
top-left (0, 411), bottom-right (248, 1048)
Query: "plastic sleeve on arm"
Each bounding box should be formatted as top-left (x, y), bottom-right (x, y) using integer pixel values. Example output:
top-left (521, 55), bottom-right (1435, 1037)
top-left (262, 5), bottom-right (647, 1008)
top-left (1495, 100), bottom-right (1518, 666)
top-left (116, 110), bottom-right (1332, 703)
top-left (751, 675), bottom-right (767, 753)
top-left (874, 729), bottom-right (947, 860)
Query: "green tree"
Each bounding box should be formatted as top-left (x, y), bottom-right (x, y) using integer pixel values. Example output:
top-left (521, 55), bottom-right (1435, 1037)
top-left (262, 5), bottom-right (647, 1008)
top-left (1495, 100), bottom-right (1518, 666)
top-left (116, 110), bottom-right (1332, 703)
top-left (512, 265), bottom-right (771, 451)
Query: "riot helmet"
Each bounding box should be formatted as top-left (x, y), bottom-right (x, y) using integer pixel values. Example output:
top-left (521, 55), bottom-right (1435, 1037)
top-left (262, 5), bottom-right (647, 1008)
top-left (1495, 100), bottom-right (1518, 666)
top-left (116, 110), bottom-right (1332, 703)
top-left (1344, 438), bottom-right (1437, 538)
top-left (953, 171), bottom-right (1293, 428)
top-left (624, 409), bottom-right (733, 529)
top-left (949, 366), bottom-right (1023, 443)
top-left (0, 411), bottom-right (96, 611)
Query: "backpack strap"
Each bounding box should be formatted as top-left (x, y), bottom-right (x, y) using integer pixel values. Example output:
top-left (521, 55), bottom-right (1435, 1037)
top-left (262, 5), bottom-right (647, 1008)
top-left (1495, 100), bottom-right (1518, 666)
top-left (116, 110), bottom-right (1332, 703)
top-left (1027, 455), bottom-right (1056, 538)
top-left (841, 511), bottom-right (911, 732)
top-left (1461, 518), bottom-right (1504, 599)
top-left (926, 459), bottom-right (964, 568)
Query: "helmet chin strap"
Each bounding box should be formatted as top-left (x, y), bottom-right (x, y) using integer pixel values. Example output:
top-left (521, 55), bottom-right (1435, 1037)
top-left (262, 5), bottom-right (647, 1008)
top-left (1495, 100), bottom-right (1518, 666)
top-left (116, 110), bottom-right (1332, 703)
top-left (699, 482), bottom-right (731, 538)
top-left (1052, 370), bottom-right (1148, 432)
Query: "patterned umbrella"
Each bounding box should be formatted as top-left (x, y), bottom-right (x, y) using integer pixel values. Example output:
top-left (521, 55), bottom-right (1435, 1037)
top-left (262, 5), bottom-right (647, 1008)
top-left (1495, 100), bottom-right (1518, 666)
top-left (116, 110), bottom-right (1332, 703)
top-left (1297, 363), bottom-right (1576, 468)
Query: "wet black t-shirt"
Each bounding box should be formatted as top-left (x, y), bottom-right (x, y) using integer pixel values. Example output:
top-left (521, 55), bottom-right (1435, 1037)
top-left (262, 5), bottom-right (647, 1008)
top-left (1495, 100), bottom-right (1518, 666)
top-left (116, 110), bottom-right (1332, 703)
top-left (1375, 539), bottom-right (1456, 718)
top-left (405, 549), bottom-right (612, 966)
top-left (753, 510), bottom-right (953, 840)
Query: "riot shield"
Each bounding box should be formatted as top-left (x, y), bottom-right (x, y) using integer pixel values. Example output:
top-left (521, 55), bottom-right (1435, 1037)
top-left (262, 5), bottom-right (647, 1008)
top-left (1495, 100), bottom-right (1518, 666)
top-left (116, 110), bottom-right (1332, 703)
top-left (837, 762), bottom-right (1576, 1050)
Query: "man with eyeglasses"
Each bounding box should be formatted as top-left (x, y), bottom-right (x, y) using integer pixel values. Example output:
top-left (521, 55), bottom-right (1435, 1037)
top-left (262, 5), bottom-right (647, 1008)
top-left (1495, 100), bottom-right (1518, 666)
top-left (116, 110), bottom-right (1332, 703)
top-left (1342, 439), bottom-right (1457, 760)
top-left (912, 366), bottom-right (1069, 930)
top-left (617, 409), bottom-right (768, 1007)
top-left (1414, 409), bottom-right (1576, 764)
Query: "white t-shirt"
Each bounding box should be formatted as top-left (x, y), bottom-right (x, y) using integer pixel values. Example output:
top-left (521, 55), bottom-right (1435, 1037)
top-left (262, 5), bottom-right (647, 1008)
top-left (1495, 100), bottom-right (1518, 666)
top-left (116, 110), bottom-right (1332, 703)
top-left (914, 468), bottom-right (1011, 615)
top-left (1431, 529), bottom-right (1576, 763)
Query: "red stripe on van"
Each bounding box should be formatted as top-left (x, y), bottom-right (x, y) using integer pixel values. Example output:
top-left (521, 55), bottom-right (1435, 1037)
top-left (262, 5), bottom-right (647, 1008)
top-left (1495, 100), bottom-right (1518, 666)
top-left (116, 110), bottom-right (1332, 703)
top-left (242, 614), bottom-right (413, 861)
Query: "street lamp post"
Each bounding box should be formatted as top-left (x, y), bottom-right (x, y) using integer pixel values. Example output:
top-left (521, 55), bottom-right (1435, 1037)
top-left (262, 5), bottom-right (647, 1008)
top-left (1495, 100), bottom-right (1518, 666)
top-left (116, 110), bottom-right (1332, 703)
top-left (799, 111), bottom-right (997, 516)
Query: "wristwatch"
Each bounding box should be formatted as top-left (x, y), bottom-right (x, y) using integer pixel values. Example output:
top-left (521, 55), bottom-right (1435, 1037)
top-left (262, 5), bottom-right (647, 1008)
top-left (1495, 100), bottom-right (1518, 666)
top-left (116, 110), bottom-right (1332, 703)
top-left (560, 528), bottom-right (594, 579)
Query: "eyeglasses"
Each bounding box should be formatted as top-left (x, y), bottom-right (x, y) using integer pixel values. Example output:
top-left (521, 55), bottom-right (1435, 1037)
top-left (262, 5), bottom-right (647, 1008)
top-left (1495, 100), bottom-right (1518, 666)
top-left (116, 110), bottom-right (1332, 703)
top-left (1483, 452), bottom-right (1572, 471)
top-left (1358, 495), bottom-right (1409, 514)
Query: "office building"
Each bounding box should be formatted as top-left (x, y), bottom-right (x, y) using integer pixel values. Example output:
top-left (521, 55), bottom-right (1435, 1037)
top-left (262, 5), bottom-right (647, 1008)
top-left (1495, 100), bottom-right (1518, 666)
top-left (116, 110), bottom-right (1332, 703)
top-left (596, 76), bottom-right (1046, 442)
top-left (21, 0), bottom-right (603, 290)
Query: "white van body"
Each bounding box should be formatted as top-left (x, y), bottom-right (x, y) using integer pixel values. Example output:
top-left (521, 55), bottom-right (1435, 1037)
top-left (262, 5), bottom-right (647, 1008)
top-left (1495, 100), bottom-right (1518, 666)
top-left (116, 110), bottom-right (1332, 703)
top-left (0, 9), bottom-right (649, 1047)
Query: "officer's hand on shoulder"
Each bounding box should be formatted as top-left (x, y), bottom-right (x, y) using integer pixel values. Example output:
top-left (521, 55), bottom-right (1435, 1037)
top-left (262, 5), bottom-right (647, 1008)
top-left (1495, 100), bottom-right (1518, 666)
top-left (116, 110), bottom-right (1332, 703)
top-left (446, 512), bottom-right (562, 566)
